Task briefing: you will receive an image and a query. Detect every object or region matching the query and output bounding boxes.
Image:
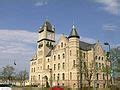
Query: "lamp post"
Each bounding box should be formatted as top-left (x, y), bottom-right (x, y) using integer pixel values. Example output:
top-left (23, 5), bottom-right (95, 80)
top-left (104, 42), bottom-right (113, 86)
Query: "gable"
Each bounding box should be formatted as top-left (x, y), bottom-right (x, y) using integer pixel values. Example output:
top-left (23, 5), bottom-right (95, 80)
top-left (53, 34), bottom-right (68, 50)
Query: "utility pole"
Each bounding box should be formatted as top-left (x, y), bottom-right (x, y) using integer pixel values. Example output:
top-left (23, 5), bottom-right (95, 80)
top-left (104, 42), bottom-right (112, 87)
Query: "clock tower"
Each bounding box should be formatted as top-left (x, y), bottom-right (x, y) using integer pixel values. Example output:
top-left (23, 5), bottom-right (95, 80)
top-left (37, 20), bottom-right (55, 69)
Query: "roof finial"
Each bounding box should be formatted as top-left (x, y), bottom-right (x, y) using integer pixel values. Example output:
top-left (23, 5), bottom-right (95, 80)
top-left (72, 24), bottom-right (76, 29)
top-left (72, 20), bottom-right (76, 29)
top-left (45, 17), bottom-right (48, 22)
top-left (68, 24), bottom-right (79, 38)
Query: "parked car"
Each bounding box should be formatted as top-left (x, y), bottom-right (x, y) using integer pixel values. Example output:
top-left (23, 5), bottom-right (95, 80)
top-left (0, 84), bottom-right (12, 90)
top-left (49, 86), bottom-right (64, 90)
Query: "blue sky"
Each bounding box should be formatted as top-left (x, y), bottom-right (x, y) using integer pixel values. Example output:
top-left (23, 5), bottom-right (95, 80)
top-left (0, 0), bottom-right (120, 71)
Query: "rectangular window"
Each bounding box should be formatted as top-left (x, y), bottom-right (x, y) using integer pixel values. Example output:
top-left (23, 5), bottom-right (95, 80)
top-left (73, 60), bottom-right (75, 67)
top-left (58, 55), bottom-right (60, 59)
top-left (57, 74), bottom-right (60, 80)
top-left (58, 63), bottom-right (60, 70)
top-left (62, 73), bottom-right (65, 80)
top-left (63, 53), bottom-right (65, 59)
top-left (62, 63), bottom-right (65, 69)
top-left (54, 74), bottom-right (55, 80)
top-left (97, 73), bottom-right (99, 80)
top-left (54, 64), bottom-right (56, 70)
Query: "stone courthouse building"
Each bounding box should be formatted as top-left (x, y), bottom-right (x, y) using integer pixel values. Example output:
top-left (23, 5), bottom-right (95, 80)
top-left (29, 20), bottom-right (109, 88)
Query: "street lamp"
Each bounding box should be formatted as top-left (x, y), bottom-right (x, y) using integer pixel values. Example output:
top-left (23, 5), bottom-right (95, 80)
top-left (104, 42), bottom-right (113, 86)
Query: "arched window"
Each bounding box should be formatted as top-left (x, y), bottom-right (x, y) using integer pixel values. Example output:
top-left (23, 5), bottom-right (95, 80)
top-left (54, 55), bottom-right (56, 60)
top-left (54, 74), bottom-right (55, 80)
top-left (99, 56), bottom-right (100, 60)
top-left (61, 42), bottom-right (63, 47)
top-left (97, 73), bottom-right (99, 80)
top-left (54, 64), bottom-right (56, 70)
top-left (63, 53), bottom-right (65, 59)
top-left (48, 58), bottom-right (49, 62)
top-left (102, 57), bottom-right (104, 60)
top-left (99, 63), bottom-right (101, 68)
top-left (96, 62), bottom-right (98, 69)
top-left (83, 53), bottom-right (85, 58)
top-left (58, 63), bottom-right (60, 70)
top-left (62, 62), bottom-right (65, 69)
top-left (39, 75), bottom-right (40, 80)
top-left (57, 73), bottom-right (60, 80)
top-left (34, 67), bottom-right (35, 72)
top-left (70, 50), bottom-right (72, 56)
top-left (58, 55), bottom-right (60, 59)
top-left (70, 72), bottom-right (72, 80)
top-left (95, 56), bottom-right (97, 60)
top-left (62, 73), bottom-right (65, 80)
top-left (47, 65), bottom-right (49, 69)
top-left (73, 60), bottom-right (75, 67)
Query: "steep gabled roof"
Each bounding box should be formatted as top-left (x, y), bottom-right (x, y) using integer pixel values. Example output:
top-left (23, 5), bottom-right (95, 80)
top-left (80, 41), bottom-right (95, 51)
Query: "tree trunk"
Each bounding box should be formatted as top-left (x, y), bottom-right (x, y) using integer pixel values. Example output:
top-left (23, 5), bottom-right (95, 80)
top-left (88, 81), bottom-right (91, 90)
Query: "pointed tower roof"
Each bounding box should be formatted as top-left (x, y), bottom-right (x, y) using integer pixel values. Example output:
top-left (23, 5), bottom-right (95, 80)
top-left (68, 25), bottom-right (80, 38)
top-left (42, 20), bottom-right (52, 30)
top-left (39, 20), bottom-right (54, 33)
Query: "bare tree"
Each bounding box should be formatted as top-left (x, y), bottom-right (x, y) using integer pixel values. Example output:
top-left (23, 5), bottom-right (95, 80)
top-left (1, 65), bottom-right (15, 84)
top-left (83, 61), bottom-right (94, 89)
top-left (16, 69), bottom-right (29, 86)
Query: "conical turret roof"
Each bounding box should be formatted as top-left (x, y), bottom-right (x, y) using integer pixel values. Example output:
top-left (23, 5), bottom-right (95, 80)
top-left (68, 25), bottom-right (80, 38)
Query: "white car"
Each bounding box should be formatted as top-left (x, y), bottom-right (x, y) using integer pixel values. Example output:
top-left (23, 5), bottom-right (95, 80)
top-left (0, 87), bottom-right (12, 90)
top-left (0, 84), bottom-right (12, 90)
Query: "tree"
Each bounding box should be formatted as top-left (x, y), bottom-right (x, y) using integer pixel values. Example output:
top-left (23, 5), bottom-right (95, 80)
top-left (83, 61), bottom-right (94, 89)
top-left (110, 47), bottom-right (120, 77)
top-left (16, 69), bottom-right (29, 86)
top-left (1, 65), bottom-right (15, 84)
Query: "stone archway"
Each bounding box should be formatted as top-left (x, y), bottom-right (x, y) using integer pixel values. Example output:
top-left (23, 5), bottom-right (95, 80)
top-left (43, 75), bottom-right (50, 88)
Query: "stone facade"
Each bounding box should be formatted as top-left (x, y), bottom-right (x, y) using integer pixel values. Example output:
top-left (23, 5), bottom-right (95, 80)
top-left (29, 20), bottom-right (110, 88)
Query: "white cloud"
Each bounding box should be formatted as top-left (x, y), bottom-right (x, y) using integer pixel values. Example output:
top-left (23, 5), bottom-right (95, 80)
top-left (93, 0), bottom-right (120, 15)
top-left (34, 0), bottom-right (48, 6)
top-left (0, 30), bottom-right (37, 71)
top-left (103, 24), bottom-right (120, 31)
top-left (0, 29), bottom-right (98, 71)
